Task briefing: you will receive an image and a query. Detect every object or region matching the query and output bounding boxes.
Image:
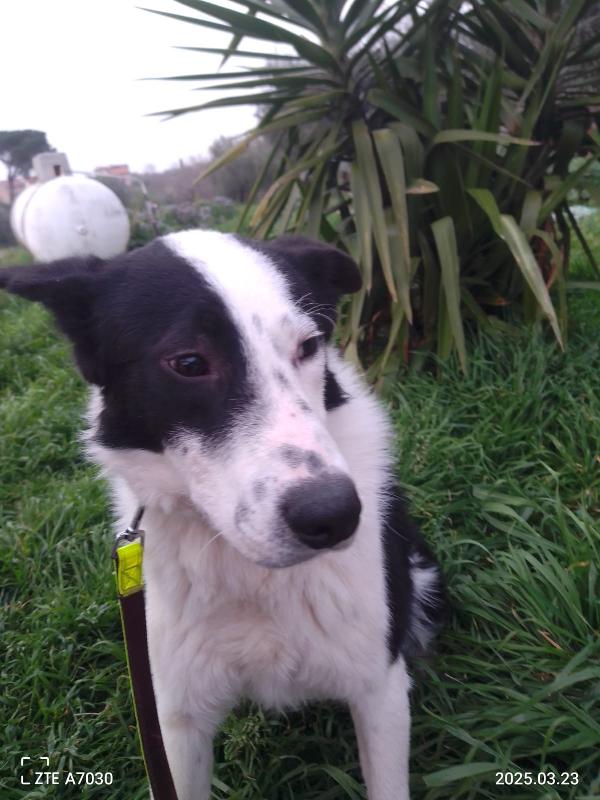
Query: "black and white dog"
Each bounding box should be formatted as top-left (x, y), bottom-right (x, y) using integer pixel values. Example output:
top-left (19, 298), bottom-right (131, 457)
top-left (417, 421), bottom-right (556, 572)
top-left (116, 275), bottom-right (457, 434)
top-left (1, 232), bottom-right (445, 800)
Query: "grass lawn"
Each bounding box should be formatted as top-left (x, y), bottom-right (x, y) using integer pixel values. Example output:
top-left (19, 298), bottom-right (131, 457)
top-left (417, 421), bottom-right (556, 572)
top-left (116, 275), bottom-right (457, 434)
top-left (1, 222), bottom-right (599, 799)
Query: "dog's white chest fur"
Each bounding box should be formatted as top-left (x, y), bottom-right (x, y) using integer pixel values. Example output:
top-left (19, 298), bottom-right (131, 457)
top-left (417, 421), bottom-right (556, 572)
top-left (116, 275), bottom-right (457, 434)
top-left (145, 523), bottom-right (389, 711)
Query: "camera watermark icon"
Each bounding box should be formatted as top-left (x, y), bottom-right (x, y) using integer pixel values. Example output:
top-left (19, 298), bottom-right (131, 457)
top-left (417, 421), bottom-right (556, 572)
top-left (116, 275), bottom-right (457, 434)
top-left (19, 756), bottom-right (53, 786)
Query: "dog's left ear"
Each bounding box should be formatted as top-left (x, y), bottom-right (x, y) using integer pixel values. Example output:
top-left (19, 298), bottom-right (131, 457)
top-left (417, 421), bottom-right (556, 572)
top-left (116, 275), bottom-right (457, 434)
top-left (251, 236), bottom-right (362, 335)
top-left (0, 257), bottom-right (106, 384)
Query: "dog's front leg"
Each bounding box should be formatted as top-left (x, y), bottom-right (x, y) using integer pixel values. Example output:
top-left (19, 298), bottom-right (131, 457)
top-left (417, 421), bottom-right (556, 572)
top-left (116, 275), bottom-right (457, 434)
top-left (159, 711), bottom-right (223, 800)
top-left (349, 657), bottom-right (411, 800)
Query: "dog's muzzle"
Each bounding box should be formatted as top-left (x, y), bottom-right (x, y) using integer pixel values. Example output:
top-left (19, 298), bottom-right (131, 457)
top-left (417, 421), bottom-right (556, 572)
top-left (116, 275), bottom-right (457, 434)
top-left (280, 473), bottom-right (361, 550)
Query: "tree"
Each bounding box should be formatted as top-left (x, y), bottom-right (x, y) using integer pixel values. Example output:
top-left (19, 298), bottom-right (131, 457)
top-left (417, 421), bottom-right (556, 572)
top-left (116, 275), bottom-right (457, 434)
top-left (0, 130), bottom-right (52, 202)
top-left (207, 135), bottom-right (274, 202)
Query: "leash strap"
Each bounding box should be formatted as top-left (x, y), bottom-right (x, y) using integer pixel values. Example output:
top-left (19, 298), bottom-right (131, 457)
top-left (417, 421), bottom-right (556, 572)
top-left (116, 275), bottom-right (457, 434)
top-left (113, 509), bottom-right (178, 800)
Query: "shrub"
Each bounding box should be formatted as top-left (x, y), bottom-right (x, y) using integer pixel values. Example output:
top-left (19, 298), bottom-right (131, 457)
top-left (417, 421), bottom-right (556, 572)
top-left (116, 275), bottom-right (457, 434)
top-left (151, 0), bottom-right (600, 379)
top-left (128, 199), bottom-right (240, 248)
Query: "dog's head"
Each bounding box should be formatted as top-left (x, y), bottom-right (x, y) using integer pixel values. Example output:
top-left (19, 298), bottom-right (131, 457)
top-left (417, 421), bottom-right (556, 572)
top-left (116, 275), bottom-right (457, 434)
top-left (1, 232), bottom-right (363, 567)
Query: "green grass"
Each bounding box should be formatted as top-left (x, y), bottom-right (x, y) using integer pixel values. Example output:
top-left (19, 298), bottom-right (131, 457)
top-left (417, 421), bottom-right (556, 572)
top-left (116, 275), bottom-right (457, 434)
top-left (1, 228), bottom-right (599, 800)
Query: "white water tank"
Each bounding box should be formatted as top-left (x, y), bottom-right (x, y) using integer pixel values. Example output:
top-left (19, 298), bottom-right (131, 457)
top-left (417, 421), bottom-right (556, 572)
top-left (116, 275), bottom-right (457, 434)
top-left (10, 153), bottom-right (130, 262)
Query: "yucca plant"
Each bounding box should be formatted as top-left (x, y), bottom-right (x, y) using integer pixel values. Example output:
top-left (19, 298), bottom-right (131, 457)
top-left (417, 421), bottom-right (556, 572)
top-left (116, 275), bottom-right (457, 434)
top-left (149, 0), bottom-right (600, 380)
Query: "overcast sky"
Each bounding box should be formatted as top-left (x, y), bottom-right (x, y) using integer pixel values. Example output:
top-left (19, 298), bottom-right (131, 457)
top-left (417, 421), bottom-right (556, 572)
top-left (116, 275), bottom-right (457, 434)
top-left (0, 0), bottom-right (263, 178)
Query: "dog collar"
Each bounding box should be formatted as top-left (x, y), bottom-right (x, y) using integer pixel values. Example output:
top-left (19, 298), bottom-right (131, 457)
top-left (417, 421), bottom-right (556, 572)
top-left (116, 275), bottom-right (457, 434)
top-left (113, 507), bottom-right (178, 800)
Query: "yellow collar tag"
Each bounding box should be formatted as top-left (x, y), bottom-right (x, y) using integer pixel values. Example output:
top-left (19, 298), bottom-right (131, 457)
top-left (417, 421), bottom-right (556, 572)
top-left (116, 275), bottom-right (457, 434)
top-left (115, 538), bottom-right (144, 597)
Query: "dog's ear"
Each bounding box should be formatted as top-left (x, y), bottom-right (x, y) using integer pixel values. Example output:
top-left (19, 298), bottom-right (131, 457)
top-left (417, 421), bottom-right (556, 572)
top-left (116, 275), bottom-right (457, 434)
top-left (270, 235), bottom-right (362, 295)
top-left (0, 257), bottom-right (106, 384)
top-left (250, 236), bottom-right (362, 335)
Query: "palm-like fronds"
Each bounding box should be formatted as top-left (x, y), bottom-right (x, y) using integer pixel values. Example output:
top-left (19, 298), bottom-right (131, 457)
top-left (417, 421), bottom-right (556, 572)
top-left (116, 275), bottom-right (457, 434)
top-left (150, 0), bottom-right (600, 378)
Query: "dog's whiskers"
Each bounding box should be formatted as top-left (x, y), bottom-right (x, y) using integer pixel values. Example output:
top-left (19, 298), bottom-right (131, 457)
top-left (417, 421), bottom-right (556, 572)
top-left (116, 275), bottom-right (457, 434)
top-left (196, 530), bottom-right (224, 560)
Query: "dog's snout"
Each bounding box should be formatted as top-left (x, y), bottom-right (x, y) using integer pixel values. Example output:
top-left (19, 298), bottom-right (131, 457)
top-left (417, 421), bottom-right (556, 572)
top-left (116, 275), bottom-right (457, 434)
top-left (281, 474), bottom-right (361, 550)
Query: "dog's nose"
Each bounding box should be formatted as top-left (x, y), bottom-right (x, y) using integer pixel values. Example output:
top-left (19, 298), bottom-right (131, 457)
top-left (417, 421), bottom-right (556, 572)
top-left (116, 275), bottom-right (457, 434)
top-left (281, 474), bottom-right (361, 550)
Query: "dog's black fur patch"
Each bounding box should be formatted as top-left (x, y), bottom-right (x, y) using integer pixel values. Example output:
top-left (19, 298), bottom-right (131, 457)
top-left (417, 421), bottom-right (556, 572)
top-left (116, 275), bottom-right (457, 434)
top-left (381, 485), bottom-right (446, 661)
top-left (0, 240), bottom-right (252, 452)
top-left (324, 368), bottom-right (349, 410)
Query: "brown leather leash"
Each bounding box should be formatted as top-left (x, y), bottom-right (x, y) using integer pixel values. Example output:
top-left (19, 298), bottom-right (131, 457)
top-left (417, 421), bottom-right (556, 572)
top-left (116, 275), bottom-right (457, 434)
top-left (113, 508), bottom-right (178, 800)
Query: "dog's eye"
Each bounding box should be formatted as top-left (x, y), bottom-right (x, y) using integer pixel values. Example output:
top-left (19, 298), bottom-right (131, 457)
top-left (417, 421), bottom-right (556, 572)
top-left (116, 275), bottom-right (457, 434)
top-left (297, 335), bottom-right (323, 362)
top-left (167, 353), bottom-right (210, 378)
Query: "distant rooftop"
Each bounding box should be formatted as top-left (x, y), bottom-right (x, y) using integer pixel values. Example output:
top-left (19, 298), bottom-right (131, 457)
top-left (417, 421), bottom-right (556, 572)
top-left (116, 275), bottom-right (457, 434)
top-left (94, 164), bottom-right (131, 176)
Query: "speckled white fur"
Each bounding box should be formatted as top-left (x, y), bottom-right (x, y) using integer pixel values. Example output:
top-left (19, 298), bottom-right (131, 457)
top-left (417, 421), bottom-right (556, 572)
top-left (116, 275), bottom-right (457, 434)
top-left (85, 231), bottom-right (414, 800)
